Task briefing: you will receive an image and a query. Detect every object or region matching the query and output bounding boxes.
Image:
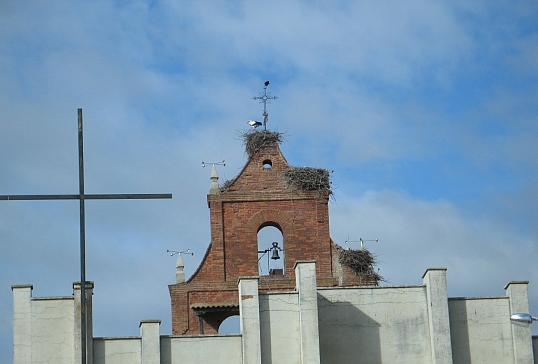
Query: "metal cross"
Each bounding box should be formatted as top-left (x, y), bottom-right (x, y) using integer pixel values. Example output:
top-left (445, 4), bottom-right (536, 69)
top-left (0, 109), bottom-right (172, 364)
top-left (252, 81), bottom-right (278, 130)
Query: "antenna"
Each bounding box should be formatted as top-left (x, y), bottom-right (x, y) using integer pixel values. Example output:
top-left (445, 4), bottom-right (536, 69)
top-left (344, 236), bottom-right (379, 249)
top-left (252, 81), bottom-right (278, 130)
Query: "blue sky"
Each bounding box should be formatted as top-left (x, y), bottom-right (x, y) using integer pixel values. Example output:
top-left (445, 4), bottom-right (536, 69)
top-left (1, 1), bottom-right (537, 360)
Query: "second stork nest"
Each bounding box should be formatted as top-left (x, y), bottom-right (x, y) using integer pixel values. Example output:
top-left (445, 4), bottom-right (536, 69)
top-left (284, 167), bottom-right (332, 195)
top-left (338, 247), bottom-right (385, 283)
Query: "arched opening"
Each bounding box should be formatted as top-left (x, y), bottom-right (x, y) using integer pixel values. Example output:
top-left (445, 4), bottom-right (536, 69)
top-left (257, 224), bottom-right (284, 276)
top-left (218, 315), bottom-right (240, 334)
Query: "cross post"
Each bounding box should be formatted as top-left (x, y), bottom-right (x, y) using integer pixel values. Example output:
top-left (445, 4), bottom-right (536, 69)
top-left (1, 109), bottom-right (172, 364)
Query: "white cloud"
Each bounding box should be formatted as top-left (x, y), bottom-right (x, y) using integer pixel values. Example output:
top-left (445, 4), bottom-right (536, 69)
top-left (330, 189), bottom-right (538, 306)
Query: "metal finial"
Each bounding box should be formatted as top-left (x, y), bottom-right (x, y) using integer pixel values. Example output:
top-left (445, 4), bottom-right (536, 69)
top-left (252, 81), bottom-right (278, 130)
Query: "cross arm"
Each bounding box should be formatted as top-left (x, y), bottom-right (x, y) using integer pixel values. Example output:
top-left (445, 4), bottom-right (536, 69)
top-left (0, 193), bottom-right (172, 200)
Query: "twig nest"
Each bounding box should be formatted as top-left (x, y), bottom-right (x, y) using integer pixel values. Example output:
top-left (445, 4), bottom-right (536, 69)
top-left (337, 246), bottom-right (385, 283)
top-left (243, 130), bottom-right (283, 157)
top-left (284, 167), bottom-right (332, 194)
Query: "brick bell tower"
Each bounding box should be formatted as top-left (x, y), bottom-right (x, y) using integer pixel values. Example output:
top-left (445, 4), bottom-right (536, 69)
top-left (168, 131), bottom-right (375, 335)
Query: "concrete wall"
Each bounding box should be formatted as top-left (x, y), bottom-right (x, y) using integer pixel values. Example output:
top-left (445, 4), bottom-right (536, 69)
top-left (93, 337), bottom-right (141, 364)
top-left (449, 297), bottom-right (514, 364)
top-left (13, 264), bottom-right (537, 363)
top-left (31, 297), bottom-right (75, 363)
top-left (318, 285), bottom-right (432, 364)
top-left (259, 292), bottom-right (301, 364)
top-left (12, 284), bottom-right (76, 364)
top-left (160, 335), bottom-right (242, 363)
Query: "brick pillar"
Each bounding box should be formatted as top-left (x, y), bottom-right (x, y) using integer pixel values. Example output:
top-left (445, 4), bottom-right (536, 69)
top-left (12, 284), bottom-right (33, 364)
top-left (505, 281), bottom-right (534, 364)
top-left (238, 276), bottom-right (261, 364)
top-left (423, 268), bottom-right (453, 364)
top-left (295, 260), bottom-right (321, 364)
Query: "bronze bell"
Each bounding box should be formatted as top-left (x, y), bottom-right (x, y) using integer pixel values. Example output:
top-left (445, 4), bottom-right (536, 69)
top-left (271, 248), bottom-right (281, 260)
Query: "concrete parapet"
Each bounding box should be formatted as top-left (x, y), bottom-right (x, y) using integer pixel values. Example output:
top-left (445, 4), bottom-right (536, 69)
top-left (423, 268), bottom-right (453, 364)
top-left (140, 320), bottom-right (161, 364)
top-left (238, 276), bottom-right (261, 364)
top-left (505, 281), bottom-right (533, 364)
top-left (12, 284), bottom-right (33, 364)
top-left (295, 261), bottom-right (321, 364)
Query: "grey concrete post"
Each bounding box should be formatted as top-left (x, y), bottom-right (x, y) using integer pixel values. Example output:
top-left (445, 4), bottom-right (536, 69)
top-left (12, 284), bottom-right (33, 364)
top-left (238, 276), bottom-right (261, 364)
top-left (295, 261), bottom-right (321, 364)
top-left (423, 268), bottom-right (453, 364)
top-left (505, 281), bottom-right (534, 364)
top-left (74, 281), bottom-right (94, 364)
top-left (140, 320), bottom-right (162, 364)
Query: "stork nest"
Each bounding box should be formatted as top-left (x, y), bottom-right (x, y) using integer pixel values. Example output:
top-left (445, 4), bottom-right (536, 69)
top-left (284, 167), bottom-right (332, 194)
top-left (242, 130), bottom-right (283, 157)
top-left (337, 246), bottom-right (385, 283)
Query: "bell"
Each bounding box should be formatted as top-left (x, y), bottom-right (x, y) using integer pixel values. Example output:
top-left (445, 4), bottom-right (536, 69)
top-left (271, 248), bottom-right (281, 260)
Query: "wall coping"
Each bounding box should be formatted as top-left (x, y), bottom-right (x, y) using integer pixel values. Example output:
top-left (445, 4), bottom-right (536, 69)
top-left (139, 319), bottom-right (161, 326)
top-left (32, 296), bottom-right (73, 301)
top-left (11, 284), bottom-right (33, 290)
top-left (161, 334), bottom-right (242, 339)
top-left (93, 336), bottom-right (141, 341)
top-left (317, 284), bottom-right (425, 291)
top-left (421, 267), bottom-right (447, 278)
top-left (237, 276), bottom-right (260, 284)
top-left (504, 280), bottom-right (529, 289)
top-left (293, 260), bottom-right (316, 269)
top-left (448, 296), bottom-right (509, 301)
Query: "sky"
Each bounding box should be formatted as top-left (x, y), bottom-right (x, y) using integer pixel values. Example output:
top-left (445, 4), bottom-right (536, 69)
top-left (1, 0), bottom-right (537, 360)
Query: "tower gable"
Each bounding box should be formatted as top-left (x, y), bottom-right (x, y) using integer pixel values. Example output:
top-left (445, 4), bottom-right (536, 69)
top-left (219, 144), bottom-right (291, 195)
top-left (169, 142), bottom-right (372, 335)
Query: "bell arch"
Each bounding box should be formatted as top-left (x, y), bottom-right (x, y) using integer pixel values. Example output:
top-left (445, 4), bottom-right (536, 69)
top-left (246, 209), bottom-right (295, 276)
top-left (257, 224), bottom-right (284, 276)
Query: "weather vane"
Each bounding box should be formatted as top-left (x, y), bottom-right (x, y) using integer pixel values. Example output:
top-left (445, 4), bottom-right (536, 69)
top-left (345, 236), bottom-right (379, 249)
top-left (249, 81), bottom-right (278, 130)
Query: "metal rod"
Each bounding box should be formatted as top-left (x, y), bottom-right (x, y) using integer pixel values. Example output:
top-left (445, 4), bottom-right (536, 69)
top-left (0, 108), bottom-right (173, 364)
top-left (0, 194), bottom-right (172, 200)
top-left (78, 108), bottom-right (87, 364)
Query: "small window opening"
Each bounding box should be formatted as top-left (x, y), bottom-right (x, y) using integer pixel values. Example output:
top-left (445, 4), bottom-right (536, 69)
top-left (262, 159), bottom-right (273, 169)
top-left (257, 225), bottom-right (284, 275)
